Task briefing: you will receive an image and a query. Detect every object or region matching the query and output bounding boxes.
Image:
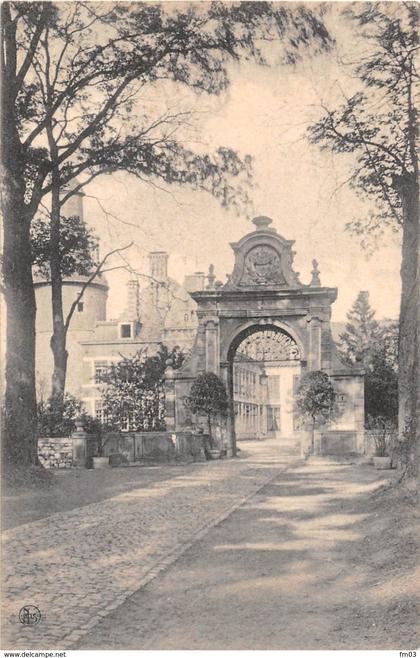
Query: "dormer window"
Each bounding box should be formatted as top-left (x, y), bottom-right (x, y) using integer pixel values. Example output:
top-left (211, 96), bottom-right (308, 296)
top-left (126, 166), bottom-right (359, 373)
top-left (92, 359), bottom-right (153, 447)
top-left (77, 302), bottom-right (84, 312)
top-left (120, 323), bottom-right (132, 339)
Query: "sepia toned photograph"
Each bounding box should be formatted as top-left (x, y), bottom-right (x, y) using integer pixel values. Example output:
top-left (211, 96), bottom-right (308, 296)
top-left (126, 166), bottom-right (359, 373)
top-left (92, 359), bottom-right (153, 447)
top-left (1, 0), bottom-right (418, 653)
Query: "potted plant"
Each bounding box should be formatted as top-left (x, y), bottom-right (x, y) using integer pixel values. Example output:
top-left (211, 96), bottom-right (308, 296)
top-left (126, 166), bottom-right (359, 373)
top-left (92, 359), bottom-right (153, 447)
top-left (185, 372), bottom-right (228, 460)
top-left (81, 417), bottom-right (111, 469)
top-left (368, 415), bottom-right (396, 469)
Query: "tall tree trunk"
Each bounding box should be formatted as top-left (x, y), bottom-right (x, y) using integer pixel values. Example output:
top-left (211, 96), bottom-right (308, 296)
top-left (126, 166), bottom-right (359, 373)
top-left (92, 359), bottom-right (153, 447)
top-left (311, 416), bottom-right (316, 454)
top-left (47, 131), bottom-right (68, 405)
top-left (2, 195), bottom-right (38, 465)
top-left (395, 172), bottom-right (419, 478)
top-left (1, 78), bottom-right (38, 465)
top-left (49, 193), bottom-right (68, 404)
top-left (208, 413), bottom-right (213, 447)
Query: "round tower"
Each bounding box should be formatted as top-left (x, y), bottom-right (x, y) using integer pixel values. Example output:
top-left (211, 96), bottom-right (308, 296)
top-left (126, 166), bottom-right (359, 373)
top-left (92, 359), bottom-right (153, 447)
top-left (34, 180), bottom-right (108, 399)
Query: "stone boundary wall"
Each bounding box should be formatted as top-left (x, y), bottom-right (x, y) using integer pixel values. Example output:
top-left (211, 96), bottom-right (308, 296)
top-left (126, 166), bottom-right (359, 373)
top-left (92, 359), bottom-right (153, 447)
top-left (319, 430), bottom-right (358, 455)
top-left (38, 431), bottom-right (206, 468)
top-left (38, 437), bottom-right (73, 469)
top-left (102, 431), bottom-right (206, 463)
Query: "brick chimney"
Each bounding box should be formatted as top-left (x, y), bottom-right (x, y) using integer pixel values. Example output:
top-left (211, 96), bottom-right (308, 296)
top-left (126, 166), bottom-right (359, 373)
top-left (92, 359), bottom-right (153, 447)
top-left (149, 251), bottom-right (168, 282)
top-left (125, 278), bottom-right (140, 319)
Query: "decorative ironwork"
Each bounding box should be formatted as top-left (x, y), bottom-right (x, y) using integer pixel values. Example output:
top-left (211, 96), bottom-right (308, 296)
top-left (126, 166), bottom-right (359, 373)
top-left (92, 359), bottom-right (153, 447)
top-left (235, 328), bottom-right (300, 362)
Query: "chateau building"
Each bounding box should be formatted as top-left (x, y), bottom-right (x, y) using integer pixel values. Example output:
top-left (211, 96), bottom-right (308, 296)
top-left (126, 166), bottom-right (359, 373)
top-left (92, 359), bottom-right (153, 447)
top-left (34, 190), bottom-right (364, 453)
top-left (33, 187), bottom-right (206, 421)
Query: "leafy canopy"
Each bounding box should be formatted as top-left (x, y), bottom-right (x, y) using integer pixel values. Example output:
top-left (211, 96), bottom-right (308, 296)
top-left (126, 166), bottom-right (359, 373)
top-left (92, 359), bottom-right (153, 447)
top-left (31, 213), bottom-right (99, 279)
top-left (308, 3), bottom-right (418, 243)
top-left (186, 372), bottom-right (228, 419)
top-left (37, 393), bottom-right (99, 438)
top-left (295, 371), bottom-right (337, 425)
top-left (339, 291), bottom-right (380, 366)
top-left (9, 1), bottom-right (332, 220)
top-left (99, 345), bottom-right (185, 432)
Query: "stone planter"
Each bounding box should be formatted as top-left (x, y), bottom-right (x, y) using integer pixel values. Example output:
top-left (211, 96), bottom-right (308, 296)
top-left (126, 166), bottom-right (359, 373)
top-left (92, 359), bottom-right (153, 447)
top-left (92, 456), bottom-right (110, 469)
top-left (373, 456), bottom-right (392, 470)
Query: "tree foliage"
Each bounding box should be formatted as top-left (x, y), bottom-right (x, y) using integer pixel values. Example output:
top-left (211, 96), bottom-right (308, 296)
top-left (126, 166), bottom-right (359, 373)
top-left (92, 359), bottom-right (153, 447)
top-left (339, 291), bottom-right (380, 366)
top-left (2, 0), bottom-right (331, 464)
top-left (364, 319), bottom-right (398, 422)
top-left (99, 345), bottom-right (184, 432)
top-left (340, 292), bottom-right (399, 423)
top-left (295, 371), bottom-right (337, 453)
top-left (15, 1), bottom-right (332, 216)
top-left (37, 392), bottom-right (99, 438)
top-left (185, 371), bottom-right (228, 444)
top-left (308, 3), bottom-right (418, 238)
top-left (308, 2), bottom-right (418, 475)
top-left (31, 213), bottom-right (99, 279)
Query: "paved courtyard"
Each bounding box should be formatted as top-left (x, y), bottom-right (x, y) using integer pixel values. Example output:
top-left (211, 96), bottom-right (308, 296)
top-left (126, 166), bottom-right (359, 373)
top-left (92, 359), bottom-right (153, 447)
top-left (2, 439), bottom-right (295, 649)
top-left (79, 459), bottom-right (417, 651)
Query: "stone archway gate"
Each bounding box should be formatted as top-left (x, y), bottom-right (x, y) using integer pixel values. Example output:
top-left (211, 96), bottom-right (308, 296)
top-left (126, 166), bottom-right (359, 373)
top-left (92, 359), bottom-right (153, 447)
top-left (164, 216), bottom-right (364, 457)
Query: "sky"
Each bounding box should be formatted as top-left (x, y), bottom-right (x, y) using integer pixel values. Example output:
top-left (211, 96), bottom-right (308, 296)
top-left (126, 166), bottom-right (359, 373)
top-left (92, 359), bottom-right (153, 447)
top-left (81, 3), bottom-right (402, 323)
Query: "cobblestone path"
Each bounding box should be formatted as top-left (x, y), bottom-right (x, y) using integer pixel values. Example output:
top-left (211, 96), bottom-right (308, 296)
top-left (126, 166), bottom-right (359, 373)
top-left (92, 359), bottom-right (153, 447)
top-left (2, 441), bottom-right (297, 649)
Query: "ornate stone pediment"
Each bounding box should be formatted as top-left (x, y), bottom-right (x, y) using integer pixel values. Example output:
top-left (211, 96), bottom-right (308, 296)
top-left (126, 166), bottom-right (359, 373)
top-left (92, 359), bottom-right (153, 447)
top-left (240, 245), bottom-right (285, 286)
top-left (224, 216), bottom-right (302, 290)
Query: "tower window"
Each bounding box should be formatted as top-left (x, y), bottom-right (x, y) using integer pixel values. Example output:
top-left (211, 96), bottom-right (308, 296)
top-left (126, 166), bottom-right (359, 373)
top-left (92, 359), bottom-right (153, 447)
top-left (120, 323), bottom-right (132, 338)
top-left (77, 302), bottom-right (84, 312)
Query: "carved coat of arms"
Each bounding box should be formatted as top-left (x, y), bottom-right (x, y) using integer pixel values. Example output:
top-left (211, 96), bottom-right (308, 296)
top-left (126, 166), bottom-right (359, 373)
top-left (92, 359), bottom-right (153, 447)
top-left (240, 246), bottom-right (285, 285)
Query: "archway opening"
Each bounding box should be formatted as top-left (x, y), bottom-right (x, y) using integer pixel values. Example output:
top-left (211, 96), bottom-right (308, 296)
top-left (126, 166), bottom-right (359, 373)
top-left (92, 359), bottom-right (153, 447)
top-left (228, 325), bottom-right (302, 445)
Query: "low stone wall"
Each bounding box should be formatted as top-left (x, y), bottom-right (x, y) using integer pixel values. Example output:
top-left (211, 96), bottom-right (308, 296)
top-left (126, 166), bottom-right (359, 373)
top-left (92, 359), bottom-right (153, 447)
top-left (101, 432), bottom-right (175, 462)
top-left (38, 437), bottom-right (73, 469)
top-left (319, 430), bottom-right (358, 455)
top-left (102, 431), bottom-right (206, 463)
top-left (38, 431), bottom-right (206, 468)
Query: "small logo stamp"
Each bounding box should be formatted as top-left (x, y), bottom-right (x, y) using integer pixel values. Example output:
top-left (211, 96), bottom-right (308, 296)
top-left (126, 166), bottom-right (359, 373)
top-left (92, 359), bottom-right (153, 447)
top-left (19, 605), bottom-right (41, 626)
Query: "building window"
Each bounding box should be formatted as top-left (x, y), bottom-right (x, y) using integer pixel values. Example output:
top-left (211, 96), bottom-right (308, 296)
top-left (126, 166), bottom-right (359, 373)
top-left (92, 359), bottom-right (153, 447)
top-left (120, 323), bottom-right (132, 338)
top-left (94, 400), bottom-right (107, 425)
top-left (94, 361), bottom-right (108, 384)
top-left (120, 411), bottom-right (133, 432)
top-left (77, 301), bottom-right (84, 312)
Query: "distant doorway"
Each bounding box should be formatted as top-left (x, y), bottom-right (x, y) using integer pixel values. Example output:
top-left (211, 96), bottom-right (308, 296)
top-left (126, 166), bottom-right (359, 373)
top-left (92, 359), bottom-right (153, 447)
top-left (229, 325), bottom-right (301, 442)
top-left (267, 405), bottom-right (281, 435)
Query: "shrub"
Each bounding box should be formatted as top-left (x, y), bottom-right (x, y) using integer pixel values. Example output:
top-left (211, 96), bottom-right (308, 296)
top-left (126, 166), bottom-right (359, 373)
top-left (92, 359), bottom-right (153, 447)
top-left (185, 372), bottom-right (228, 447)
top-left (366, 414), bottom-right (397, 457)
top-left (37, 394), bottom-right (99, 438)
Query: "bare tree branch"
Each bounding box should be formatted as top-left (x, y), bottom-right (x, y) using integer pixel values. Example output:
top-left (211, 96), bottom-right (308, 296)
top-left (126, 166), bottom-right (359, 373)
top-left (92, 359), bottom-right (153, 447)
top-left (64, 242), bottom-right (133, 332)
